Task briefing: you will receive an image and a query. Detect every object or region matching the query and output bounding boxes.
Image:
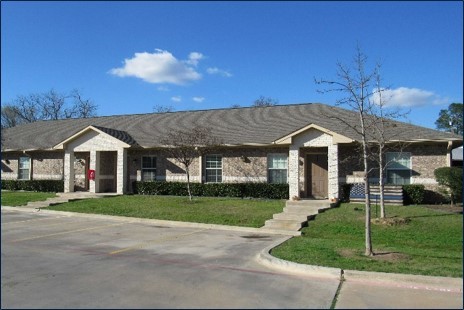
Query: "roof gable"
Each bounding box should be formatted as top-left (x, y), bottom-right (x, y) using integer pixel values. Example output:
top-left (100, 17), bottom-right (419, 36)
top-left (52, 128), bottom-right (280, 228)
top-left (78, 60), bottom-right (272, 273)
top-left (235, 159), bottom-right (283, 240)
top-left (53, 125), bottom-right (132, 150)
top-left (273, 124), bottom-right (354, 144)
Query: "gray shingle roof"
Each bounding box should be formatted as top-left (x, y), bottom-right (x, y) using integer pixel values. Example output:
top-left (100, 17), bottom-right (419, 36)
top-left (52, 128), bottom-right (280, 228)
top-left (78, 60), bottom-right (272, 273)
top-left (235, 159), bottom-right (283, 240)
top-left (2, 103), bottom-right (461, 151)
top-left (92, 126), bottom-right (138, 146)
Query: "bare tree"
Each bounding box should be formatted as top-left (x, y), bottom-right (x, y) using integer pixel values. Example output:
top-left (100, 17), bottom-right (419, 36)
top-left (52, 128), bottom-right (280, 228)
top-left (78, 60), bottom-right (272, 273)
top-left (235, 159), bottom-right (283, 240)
top-left (161, 126), bottom-right (222, 201)
top-left (315, 46), bottom-right (377, 256)
top-left (153, 104), bottom-right (174, 113)
top-left (369, 72), bottom-right (409, 218)
top-left (1, 105), bottom-right (23, 128)
top-left (1, 89), bottom-right (97, 128)
top-left (69, 89), bottom-right (98, 118)
top-left (252, 96), bottom-right (278, 107)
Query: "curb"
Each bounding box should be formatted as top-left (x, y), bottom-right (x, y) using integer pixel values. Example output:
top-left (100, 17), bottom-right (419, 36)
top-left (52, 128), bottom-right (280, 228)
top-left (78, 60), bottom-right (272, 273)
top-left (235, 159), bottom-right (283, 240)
top-left (1, 206), bottom-right (300, 236)
top-left (255, 237), bottom-right (343, 279)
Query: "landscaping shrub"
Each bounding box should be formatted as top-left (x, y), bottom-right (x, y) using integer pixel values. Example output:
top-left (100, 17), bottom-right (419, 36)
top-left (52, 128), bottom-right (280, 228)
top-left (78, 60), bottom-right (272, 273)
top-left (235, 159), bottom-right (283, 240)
top-left (434, 167), bottom-right (463, 205)
top-left (402, 184), bottom-right (425, 205)
top-left (1, 180), bottom-right (64, 192)
top-left (133, 181), bottom-right (289, 199)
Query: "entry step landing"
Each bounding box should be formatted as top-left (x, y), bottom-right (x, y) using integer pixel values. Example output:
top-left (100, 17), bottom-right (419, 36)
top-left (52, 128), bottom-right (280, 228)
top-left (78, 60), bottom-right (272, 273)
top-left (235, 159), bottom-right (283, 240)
top-left (24, 192), bottom-right (120, 210)
top-left (262, 199), bottom-right (334, 232)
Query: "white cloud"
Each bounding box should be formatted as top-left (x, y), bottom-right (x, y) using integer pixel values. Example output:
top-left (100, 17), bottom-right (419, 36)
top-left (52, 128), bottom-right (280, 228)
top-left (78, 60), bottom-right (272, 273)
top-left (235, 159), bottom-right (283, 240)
top-left (186, 52), bottom-right (204, 66)
top-left (372, 87), bottom-right (449, 107)
top-left (192, 96), bottom-right (205, 103)
top-left (206, 67), bottom-right (232, 77)
top-left (171, 96), bottom-right (182, 102)
top-left (109, 49), bottom-right (202, 85)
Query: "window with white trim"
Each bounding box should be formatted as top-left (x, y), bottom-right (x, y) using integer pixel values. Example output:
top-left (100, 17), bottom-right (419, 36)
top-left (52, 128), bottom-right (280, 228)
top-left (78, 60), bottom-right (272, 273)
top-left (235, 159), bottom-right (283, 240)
top-left (18, 156), bottom-right (31, 180)
top-left (205, 155), bottom-right (222, 183)
top-left (268, 154), bottom-right (288, 184)
top-left (386, 152), bottom-right (411, 185)
top-left (141, 156), bottom-right (156, 181)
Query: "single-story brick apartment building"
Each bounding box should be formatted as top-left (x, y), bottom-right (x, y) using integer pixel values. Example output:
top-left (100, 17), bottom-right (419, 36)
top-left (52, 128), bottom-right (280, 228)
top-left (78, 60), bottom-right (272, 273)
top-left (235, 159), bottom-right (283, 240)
top-left (1, 103), bottom-right (462, 200)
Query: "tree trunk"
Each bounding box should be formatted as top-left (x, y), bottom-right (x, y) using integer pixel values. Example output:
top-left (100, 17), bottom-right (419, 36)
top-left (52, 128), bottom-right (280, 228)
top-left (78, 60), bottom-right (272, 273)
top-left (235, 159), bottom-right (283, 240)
top-left (186, 167), bottom-right (192, 201)
top-left (360, 115), bottom-right (373, 257)
top-left (379, 145), bottom-right (386, 218)
top-left (363, 153), bottom-right (373, 256)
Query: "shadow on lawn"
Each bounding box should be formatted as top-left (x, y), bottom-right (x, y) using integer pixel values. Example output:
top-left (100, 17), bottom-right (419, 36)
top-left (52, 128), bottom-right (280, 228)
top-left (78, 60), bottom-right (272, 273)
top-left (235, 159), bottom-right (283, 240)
top-left (406, 212), bottom-right (462, 219)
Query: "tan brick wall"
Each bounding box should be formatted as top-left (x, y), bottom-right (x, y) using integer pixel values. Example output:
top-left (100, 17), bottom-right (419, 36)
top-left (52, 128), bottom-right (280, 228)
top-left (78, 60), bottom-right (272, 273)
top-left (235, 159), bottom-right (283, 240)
top-left (220, 147), bottom-right (288, 182)
top-left (127, 147), bottom-right (288, 189)
top-left (1, 152), bottom-right (21, 180)
top-left (1, 151), bottom-right (64, 180)
top-left (338, 142), bottom-right (449, 185)
top-left (408, 143), bottom-right (448, 181)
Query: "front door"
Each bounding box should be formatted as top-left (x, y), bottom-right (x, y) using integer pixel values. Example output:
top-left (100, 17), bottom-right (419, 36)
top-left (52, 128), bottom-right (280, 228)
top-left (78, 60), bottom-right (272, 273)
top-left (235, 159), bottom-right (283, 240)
top-left (306, 154), bottom-right (328, 198)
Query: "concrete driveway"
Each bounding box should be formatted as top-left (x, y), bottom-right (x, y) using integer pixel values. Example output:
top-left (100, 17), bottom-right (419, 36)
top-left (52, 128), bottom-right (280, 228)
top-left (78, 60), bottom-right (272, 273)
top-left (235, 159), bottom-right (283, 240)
top-left (2, 207), bottom-right (462, 309)
top-left (1, 208), bottom-right (339, 309)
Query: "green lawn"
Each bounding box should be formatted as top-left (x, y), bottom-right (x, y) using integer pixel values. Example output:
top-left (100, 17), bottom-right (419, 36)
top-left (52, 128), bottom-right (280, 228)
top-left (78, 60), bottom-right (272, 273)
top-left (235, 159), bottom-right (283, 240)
top-left (1, 191), bottom-right (57, 206)
top-left (47, 195), bottom-right (285, 228)
top-left (271, 203), bottom-right (463, 278)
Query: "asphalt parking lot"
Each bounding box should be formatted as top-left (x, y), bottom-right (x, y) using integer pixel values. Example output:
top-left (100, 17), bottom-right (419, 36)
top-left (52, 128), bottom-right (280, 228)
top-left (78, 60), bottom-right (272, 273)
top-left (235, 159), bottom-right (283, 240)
top-left (2, 207), bottom-right (462, 309)
top-left (1, 208), bottom-right (339, 309)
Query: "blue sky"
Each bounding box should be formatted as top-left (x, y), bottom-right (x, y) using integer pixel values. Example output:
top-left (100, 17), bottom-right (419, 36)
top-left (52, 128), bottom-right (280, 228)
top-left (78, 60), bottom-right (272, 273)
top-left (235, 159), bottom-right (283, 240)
top-left (1, 1), bottom-right (462, 129)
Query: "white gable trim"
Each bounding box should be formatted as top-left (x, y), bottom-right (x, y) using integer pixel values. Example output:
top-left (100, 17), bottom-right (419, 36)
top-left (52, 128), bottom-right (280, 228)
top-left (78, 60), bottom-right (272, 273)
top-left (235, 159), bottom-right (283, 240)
top-left (53, 125), bottom-right (131, 150)
top-left (273, 124), bottom-right (353, 145)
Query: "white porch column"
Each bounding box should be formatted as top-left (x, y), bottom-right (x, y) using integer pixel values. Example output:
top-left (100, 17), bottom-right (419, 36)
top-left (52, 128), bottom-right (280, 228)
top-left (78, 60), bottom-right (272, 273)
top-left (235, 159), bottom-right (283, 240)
top-left (116, 148), bottom-right (127, 194)
top-left (288, 145), bottom-right (300, 199)
top-left (328, 143), bottom-right (339, 199)
top-left (90, 150), bottom-right (100, 193)
top-left (64, 150), bottom-right (75, 193)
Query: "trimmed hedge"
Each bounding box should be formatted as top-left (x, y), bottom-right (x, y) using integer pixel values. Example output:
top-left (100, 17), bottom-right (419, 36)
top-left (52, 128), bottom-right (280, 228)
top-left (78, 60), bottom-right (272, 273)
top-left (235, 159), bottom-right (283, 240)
top-left (402, 184), bottom-right (425, 205)
top-left (1, 180), bottom-right (64, 193)
top-left (133, 181), bottom-right (289, 199)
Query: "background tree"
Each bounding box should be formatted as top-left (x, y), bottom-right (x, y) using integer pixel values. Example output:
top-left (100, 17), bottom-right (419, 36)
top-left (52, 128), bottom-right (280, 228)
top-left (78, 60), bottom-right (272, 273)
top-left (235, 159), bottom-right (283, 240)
top-left (1, 89), bottom-right (97, 128)
top-left (435, 103), bottom-right (463, 135)
top-left (153, 104), bottom-right (174, 113)
top-left (252, 96), bottom-right (278, 107)
top-left (315, 46), bottom-right (377, 256)
top-left (161, 126), bottom-right (222, 201)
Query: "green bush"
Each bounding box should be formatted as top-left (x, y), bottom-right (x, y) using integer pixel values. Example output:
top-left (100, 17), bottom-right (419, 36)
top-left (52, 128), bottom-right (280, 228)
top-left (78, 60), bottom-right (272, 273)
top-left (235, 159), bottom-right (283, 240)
top-left (434, 167), bottom-right (463, 204)
top-left (402, 184), bottom-right (425, 205)
top-left (133, 181), bottom-right (289, 199)
top-left (1, 180), bottom-right (64, 192)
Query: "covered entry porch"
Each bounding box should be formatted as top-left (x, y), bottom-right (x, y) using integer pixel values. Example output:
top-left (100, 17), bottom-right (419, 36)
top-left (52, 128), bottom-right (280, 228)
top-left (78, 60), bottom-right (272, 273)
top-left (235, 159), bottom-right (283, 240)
top-left (53, 126), bottom-right (130, 194)
top-left (274, 124), bottom-right (353, 200)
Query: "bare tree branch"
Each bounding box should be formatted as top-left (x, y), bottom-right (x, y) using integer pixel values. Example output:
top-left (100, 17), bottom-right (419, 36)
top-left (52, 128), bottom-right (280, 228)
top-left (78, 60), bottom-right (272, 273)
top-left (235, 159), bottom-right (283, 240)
top-left (160, 126), bottom-right (222, 201)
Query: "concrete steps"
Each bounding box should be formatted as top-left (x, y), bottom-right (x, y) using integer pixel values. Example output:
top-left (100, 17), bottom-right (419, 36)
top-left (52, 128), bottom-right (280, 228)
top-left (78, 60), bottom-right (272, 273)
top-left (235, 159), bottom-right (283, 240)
top-left (262, 199), bottom-right (335, 232)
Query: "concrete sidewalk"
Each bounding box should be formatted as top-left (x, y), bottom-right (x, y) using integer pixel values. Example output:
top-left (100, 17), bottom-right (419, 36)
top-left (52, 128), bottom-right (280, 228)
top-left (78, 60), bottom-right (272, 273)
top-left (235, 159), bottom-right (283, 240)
top-left (257, 238), bottom-right (463, 309)
top-left (337, 270), bottom-right (463, 309)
